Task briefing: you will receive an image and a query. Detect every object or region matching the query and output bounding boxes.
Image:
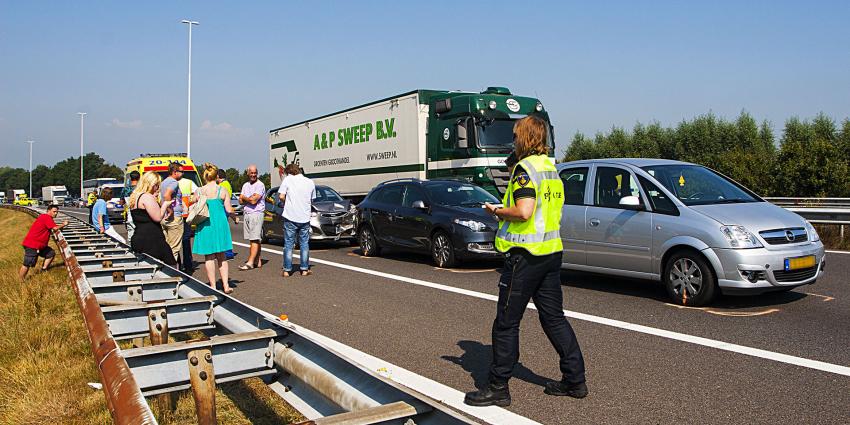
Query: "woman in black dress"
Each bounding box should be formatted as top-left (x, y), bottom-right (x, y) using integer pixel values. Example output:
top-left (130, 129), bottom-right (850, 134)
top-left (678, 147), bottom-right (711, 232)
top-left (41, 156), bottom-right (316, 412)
top-left (128, 171), bottom-right (177, 266)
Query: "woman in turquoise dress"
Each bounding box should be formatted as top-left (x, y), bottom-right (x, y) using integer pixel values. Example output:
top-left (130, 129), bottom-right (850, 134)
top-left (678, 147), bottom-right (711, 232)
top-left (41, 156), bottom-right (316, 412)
top-left (192, 164), bottom-right (235, 293)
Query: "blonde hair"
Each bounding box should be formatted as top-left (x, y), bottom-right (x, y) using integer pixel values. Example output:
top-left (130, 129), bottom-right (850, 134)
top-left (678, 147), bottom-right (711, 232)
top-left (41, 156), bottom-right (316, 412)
top-left (513, 115), bottom-right (550, 160)
top-left (129, 171), bottom-right (161, 209)
top-left (202, 163), bottom-right (219, 183)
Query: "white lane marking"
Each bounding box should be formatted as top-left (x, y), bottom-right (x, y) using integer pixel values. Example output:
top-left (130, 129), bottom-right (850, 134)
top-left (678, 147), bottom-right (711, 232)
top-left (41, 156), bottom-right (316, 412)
top-left (826, 250), bottom-right (850, 255)
top-left (234, 241), bottom-right (850, 378)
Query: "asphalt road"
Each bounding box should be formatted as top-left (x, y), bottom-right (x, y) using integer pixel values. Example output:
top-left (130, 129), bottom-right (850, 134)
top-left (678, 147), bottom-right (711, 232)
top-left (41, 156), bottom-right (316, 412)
top-left (63, 208), bottom-right (849, 424)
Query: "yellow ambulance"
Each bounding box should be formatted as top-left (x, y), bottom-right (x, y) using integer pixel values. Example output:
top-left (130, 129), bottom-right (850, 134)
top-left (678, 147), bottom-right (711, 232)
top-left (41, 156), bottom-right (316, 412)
top-left (125, 153), bottom-right (202, 187)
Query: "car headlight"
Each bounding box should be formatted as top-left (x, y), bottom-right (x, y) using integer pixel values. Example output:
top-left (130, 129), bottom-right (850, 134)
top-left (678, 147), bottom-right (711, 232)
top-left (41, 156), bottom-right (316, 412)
top-left (454, 218), bottom-right (487, 232)
top-left (720, 225), bottom-right (762, 248)
top-left (804, 221), bottom-right (820, 242)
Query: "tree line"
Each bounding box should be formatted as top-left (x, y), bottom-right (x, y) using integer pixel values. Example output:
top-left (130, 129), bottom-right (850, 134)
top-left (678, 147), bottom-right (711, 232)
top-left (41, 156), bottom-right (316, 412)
top-left (0, 153), bottom-right (271, 199)
top-left (0, 153), bottom-right (123, 198)
top-left (560, 112), bottom-right (850, 197)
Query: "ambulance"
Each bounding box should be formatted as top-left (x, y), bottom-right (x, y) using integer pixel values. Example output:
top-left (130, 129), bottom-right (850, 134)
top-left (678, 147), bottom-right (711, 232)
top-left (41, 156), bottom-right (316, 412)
top-left (125, 153), bottom-right (202, 187)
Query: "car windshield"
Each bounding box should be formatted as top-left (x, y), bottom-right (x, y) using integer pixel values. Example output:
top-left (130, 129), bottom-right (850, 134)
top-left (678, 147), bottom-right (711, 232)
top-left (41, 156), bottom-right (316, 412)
top-left (423, 181), bottom-right (499, 207)
top-left (314, 186), bottom-right (344, 202)
top-left (641, 164), bottom-right (759, 206)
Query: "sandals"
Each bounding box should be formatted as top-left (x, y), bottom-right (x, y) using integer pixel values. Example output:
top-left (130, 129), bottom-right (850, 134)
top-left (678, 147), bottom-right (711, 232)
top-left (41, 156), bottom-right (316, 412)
top-left (238, 263), bottom-right (254, 271)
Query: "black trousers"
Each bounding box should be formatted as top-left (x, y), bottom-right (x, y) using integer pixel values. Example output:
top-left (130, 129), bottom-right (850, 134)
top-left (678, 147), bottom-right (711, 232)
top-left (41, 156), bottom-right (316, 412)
top-left (490, 249), bottom-right (586, 385)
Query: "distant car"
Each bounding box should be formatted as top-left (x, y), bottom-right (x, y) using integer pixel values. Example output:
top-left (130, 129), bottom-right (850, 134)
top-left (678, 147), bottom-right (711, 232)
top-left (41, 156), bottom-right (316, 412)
top-left (230, 192), bottom-right (244, 215)
top-left (556, 158), bottom-right (825, 306)
top-left (355, 178), bottom-right (501, 268)
top-left (13, 195), bottom-right (35, 206)
top-left (262, 185), bottom-right (357, 243)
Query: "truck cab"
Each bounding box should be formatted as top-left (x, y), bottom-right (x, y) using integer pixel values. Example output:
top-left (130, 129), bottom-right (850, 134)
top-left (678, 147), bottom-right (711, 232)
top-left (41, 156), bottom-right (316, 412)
top-left (424, 87), bottom-right (554, 197)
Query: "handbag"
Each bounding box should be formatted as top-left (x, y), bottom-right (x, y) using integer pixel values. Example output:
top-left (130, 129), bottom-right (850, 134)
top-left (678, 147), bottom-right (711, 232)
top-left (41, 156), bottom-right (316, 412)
top-left (187, 188), bottom-right (209, 225)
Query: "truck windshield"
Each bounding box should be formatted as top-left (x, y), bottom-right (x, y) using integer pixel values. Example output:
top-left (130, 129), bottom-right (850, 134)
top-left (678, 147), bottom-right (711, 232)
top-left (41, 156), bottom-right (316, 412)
top-left (477, 119), bottom-right (515, 148)
top-left (424, 181), bottom-right (499, 207)
top-left (641, 165), bottom-right (760, 206)
top-left (54, 190), bottom-right (68, 196)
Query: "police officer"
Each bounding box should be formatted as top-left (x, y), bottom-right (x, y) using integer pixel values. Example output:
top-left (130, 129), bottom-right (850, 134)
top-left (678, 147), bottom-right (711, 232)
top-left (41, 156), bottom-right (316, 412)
top-left (465, 115), bottom-right (587, 407)
top-left (86, 191), bottom-right (98, 224)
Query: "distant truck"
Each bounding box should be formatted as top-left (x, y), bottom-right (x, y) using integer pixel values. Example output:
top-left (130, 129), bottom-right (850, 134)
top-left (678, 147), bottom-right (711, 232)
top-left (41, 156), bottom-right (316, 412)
top-left (6, 189), bottom-right (25, 202)
top-left (268, 87), bottom-right (554, 200)
top-left (42, 185), bottom-right (69, 204)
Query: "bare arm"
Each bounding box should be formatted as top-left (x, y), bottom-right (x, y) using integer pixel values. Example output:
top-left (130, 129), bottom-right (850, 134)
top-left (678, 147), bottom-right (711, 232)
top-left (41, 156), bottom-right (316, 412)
top-left (222, 189), bottom-right (234, 214)
top-left (485, 198), bottom-right (535, 222)
top-left (141, 193), bottom-right (169, 222)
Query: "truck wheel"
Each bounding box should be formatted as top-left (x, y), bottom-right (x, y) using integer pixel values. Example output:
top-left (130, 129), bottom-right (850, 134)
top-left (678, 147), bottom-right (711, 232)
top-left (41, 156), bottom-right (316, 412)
top-left (663, 250), bottom-right (717, 306)
top-left (431, 231), bottom-right (456, 268)
top-left (359, 226), bottom-right (381, 257)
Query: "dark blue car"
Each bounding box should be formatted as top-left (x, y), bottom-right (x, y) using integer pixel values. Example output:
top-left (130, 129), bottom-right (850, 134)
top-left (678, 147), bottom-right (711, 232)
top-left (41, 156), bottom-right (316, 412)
top-left (356, 178), bottom-right (502, 267)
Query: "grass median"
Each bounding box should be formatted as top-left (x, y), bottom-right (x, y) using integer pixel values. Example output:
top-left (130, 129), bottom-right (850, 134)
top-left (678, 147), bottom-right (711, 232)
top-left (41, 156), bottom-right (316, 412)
top-left (0, 209), bottom-right (304, 424)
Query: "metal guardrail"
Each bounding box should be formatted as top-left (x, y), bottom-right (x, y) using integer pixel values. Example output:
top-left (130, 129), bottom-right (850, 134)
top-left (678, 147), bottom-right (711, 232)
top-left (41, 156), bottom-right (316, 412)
top-left (5, 205), bottom-right (480, 425)
top-left (764, 197), bottom-right (850, 225)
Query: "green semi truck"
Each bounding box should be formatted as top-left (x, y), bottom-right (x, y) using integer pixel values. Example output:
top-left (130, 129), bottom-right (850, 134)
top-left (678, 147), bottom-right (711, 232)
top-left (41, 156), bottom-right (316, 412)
top-left (268, 87), bottom-right (554, 200)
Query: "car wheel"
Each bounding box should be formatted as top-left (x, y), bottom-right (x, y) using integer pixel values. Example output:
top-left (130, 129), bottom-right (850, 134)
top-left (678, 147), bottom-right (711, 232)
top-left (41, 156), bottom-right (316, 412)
top-left (431, 231), bottom-right (456, 268)
top-left (663, 250), bottom-right (717, 306)
top-left (359, 226), bottom-right (381, 257)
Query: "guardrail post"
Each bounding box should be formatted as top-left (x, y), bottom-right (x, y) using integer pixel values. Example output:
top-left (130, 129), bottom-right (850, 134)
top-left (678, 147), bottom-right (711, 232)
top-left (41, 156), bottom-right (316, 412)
top-left (188, 347), bottom-right (217, 425)
top-left (149, 307), bottom-right (172, 412)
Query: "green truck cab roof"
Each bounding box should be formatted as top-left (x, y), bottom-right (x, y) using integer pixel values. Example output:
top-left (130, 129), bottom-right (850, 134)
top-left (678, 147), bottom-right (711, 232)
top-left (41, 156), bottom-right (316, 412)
top-left (269, 87), bottom-right (548, 134)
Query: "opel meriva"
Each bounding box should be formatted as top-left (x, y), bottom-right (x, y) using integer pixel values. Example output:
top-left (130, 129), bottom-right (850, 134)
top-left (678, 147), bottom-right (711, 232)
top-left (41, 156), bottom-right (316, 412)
top-left (557, 159), bottom-right (825, 306)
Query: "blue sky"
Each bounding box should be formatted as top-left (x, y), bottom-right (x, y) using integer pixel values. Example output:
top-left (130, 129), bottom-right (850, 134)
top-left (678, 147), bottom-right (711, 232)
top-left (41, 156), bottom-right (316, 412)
top-left (1, 1), bottom-right (848, 170)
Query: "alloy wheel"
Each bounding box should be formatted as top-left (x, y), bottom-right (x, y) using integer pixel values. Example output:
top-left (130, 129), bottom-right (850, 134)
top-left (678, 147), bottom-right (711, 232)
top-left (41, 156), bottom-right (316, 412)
top-left (669, 257), bottom-right (703, 302)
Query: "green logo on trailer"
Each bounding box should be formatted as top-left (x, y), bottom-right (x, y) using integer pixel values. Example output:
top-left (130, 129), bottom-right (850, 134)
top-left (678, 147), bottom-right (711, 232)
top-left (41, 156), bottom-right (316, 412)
top-left (273, 139), bottom-right (299, 179)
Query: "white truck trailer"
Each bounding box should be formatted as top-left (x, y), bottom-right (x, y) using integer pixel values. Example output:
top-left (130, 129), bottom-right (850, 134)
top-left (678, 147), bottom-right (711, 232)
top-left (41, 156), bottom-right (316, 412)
top-left (269, 87), bottom-right (554, 200)
top-left (42, 185), bottom-right (69, 204)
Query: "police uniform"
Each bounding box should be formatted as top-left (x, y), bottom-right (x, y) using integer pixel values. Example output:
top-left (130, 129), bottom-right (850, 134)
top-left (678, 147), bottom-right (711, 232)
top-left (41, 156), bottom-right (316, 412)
top-left (87, 192), bottom-right (97, 224)
top-left (489, 154), bottom-right (586, 390)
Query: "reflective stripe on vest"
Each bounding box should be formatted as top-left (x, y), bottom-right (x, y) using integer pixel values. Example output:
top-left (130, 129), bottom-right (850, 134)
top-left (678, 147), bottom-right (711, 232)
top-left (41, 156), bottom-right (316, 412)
top-left (495, 155), bottom-right (563, 255)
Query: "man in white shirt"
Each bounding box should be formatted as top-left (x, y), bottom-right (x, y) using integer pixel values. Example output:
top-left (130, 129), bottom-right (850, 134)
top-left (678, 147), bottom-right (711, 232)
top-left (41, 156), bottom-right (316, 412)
top-left (278, 163), bottom-right (315, 277)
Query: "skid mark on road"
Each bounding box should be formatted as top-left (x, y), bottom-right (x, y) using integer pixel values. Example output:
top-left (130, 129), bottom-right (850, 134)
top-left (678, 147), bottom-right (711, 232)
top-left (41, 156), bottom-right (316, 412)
top-left (433, 267), bottom-right (498, 274)
top-left (664, 303), bottom-right (780, 317)
top-left (234, 241), bottom-right (850, 378)
top-left (802, 292), bottom-right (835, 302)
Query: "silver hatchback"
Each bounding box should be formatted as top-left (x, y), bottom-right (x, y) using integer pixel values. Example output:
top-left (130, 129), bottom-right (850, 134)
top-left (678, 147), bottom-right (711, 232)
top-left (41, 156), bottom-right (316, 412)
top-left (557, 159), bottom-right (825, 306)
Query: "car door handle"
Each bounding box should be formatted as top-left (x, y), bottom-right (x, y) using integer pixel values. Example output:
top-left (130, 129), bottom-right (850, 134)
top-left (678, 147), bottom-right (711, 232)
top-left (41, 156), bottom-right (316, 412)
top-left (588, 218), bottom-right (601, 227)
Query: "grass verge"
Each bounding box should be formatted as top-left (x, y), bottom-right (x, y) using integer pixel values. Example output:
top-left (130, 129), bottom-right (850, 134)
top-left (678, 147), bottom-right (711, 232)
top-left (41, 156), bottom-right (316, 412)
top-left (0, 209), bottom-right (304, 424)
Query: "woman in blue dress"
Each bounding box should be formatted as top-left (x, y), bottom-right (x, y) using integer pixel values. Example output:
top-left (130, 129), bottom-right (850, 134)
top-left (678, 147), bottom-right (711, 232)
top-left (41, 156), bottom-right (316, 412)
top-left (192, 163), bottom-right (235, 293)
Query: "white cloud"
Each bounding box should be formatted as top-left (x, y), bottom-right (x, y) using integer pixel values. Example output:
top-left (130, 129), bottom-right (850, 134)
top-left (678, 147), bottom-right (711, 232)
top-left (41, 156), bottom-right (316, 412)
top-left (198, 119), bottom-right (252, 137)
top-left (108, 118), bottom-right (143, 129)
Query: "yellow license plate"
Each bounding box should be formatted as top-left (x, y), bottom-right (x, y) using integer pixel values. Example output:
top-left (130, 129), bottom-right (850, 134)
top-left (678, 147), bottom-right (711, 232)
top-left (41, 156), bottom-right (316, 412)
top-left (784, 255), bottom-right (816, 271)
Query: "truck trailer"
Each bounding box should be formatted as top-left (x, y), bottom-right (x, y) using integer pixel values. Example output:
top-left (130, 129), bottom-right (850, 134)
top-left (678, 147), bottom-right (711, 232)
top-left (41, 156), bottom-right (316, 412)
top-left (6, 189), bottom-right (25, 202)
top-left (42, 185), bottom-right (69, 204)
top-left (269, 87), bottom-right (553, 200)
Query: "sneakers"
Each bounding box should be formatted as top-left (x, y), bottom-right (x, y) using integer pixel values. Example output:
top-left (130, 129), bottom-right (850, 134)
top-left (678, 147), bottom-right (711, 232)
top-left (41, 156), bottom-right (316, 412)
top-left (544, 380), bottom-right (588, 398)
top-left (464, 383), bottom-right (511, 407)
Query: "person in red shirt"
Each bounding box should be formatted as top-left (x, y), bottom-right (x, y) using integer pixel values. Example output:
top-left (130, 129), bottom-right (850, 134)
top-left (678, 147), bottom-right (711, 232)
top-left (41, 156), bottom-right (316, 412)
top-left (19, 205), bottom-right (68, 280)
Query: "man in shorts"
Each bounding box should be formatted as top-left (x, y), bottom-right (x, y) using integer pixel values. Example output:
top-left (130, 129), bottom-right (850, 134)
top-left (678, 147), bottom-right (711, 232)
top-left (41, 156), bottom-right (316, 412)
top-left (238, 164), bottom-right (265, 270)
top-left (20, 204), bottom-right (68, 280)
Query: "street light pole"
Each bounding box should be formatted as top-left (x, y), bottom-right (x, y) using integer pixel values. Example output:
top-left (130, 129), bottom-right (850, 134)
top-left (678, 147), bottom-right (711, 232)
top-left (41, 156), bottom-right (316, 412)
top-left (181, 19), bottom-right (199, 158)
top-left (77, 112), bottom-right (86, 198)
top-left (26, 140), bottom-right (34, 197)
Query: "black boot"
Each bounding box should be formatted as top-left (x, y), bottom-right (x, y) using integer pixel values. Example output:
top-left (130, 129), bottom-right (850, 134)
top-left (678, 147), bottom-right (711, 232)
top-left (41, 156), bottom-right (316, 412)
top-left (544, 380), bottom-right (588, 398)
top-left (464, 382), bottom-right (511, 407)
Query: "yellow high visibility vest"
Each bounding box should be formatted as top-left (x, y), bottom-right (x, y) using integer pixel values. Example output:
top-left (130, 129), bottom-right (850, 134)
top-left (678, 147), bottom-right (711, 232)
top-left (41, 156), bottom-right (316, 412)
top-left (495, 154), bottom-right (564, 255)
top-left (87, 192), bottom-right (97, 206)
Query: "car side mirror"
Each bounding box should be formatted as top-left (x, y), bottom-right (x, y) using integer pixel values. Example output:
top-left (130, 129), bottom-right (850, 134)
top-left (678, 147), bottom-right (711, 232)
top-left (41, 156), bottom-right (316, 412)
top-left (412, 200), bottom-right (428, 210)
top-left (456, 119), bottom-right (468, 149)
top-left (619, 195), bottom-right (644, 210)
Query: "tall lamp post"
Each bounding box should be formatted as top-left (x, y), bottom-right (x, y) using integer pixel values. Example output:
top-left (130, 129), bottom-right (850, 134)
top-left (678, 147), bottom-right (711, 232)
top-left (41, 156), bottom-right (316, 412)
top-left (181, 19), bottom-right (199, 158)
top-left (77, 112), bottom-right (86, 198)
top-left (25, 140), bottom-right (34, 198)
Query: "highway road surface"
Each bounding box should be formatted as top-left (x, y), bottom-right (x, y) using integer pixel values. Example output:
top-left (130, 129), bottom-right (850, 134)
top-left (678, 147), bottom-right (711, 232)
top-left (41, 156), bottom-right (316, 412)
top-left (62, 207), bottom-right (849, 424)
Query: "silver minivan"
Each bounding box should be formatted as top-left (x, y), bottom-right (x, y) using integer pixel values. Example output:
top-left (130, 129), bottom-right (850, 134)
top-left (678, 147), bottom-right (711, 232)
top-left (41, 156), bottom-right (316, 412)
top-left (557, 159), bottom-right (825, 306)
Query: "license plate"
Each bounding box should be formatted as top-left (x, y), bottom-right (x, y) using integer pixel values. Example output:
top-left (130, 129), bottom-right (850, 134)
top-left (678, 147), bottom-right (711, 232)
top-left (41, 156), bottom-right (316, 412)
top-left (784, 255), bottom-right (816, 271)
